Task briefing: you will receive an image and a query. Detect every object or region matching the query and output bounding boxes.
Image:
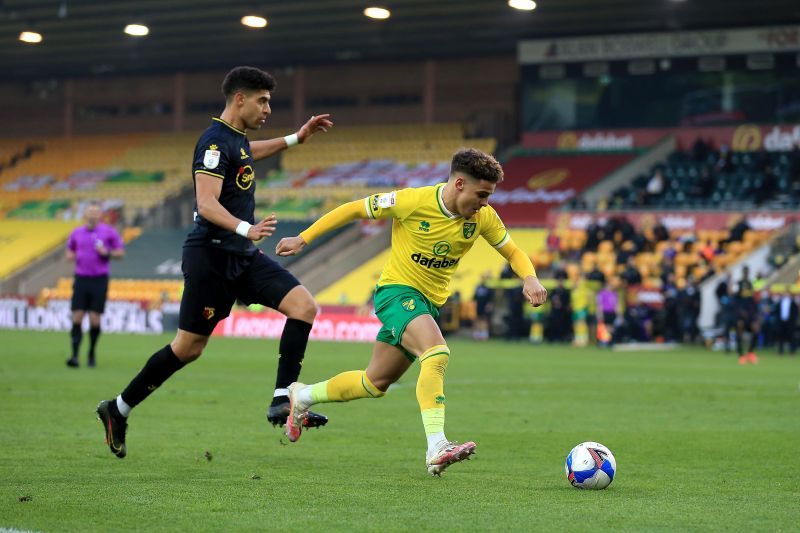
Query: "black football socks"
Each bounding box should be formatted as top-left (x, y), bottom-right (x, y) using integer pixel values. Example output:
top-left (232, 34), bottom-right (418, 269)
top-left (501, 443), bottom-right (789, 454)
top-left (119, 344), bottom-right (186, 410)
top-left (70, 323), bottom-right (82, 359)
top-left (271, 318), bottom-right (312, 406)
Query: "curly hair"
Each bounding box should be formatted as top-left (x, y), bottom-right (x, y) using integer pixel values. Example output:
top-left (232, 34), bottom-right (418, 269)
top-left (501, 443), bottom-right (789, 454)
top-left (222, 66), bottom-right (276, 99)
top-left (450, 148), bottom-right (504, 183)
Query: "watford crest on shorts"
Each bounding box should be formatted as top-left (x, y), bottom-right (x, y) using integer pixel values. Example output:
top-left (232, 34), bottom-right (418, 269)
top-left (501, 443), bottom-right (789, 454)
top-left (203, 307), bottom-right (215, 320)
top-left (463, 222), bottom-right (476, 239)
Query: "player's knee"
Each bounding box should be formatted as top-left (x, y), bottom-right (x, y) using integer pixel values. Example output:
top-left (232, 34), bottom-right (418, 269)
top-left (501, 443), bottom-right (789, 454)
top-left (420, 346), bottom-right (450, 377)
top-left (291, 296), bottom-right (319, 323)
top-left (174, 346), bottom-right (203, 363)
top-left (171, 338), bottom-right (207, 363)
top-left (368, 374), bottom-right (395, 393)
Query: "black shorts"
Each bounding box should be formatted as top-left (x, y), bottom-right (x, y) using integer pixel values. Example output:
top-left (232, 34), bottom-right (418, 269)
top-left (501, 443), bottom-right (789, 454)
top-left (602, 311), bottom-right (617, 326)
top-left (71, 275), bottom-right (109, 313)
top-left (178, 246), bottom-right (300, 336)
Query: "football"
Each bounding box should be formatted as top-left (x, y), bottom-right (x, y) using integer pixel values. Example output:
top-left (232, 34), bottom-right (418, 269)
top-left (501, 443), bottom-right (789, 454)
top-left (565, 441), bottom-right (617, 490)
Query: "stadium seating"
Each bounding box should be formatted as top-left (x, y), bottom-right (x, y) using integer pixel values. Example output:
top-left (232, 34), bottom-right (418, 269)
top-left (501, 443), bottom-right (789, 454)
top-left (609, 144), bottom-right (800, 210)
top-left (254, 124), bottom-right (497, 218)
top-left (549, 224), bottom-right (773, 289)
top-left (0, 132), bottom-right (196, 223)
top-left (41, 277), bottom-right (183, 305)
top-left (279, 123), bottom-right (495, 172)
top-left (0, 220), bottom-right (79, 279)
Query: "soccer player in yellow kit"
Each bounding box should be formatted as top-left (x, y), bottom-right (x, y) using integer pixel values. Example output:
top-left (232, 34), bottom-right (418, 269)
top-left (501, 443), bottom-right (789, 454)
top-left (276, 148), bottom-right (547, 475)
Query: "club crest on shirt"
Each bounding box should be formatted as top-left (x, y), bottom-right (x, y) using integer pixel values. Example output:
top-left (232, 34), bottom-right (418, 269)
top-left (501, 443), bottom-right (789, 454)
top-left (240, 147), bottom-right (249, 160)
top-left (463, 222), bottom-right (476, 239)
top-left (204, 147), bottom-right (221, 169)
top-left (236, 165), bottom-right (254, 190)
top-left (203, 307), bottom-right (215, 320)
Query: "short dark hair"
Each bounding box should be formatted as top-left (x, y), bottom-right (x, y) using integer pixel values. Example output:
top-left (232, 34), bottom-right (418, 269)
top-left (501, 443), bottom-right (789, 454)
top-left (222, 66), bottom-right (276, 99)
top-left (450, 148), bottom-right (504, 183)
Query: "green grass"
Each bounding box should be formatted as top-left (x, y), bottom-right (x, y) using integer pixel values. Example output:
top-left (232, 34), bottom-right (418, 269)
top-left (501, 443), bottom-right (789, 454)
top-left (0, 330), bottom-right (798, 532)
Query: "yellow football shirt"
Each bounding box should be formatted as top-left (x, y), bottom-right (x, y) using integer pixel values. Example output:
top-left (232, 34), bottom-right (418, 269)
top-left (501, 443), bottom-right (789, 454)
top-left (363, 183), bottom-right (509, 307)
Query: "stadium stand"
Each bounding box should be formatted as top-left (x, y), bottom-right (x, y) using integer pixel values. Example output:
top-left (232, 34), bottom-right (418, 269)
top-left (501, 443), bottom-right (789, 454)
top-left (279, 123), bottom-right (496, 171)
top-left (547, 219), bottom-right (774, 289)
top-left (607, 141), bottom-right (800, 210)
top-left (0, 132), bottom-right (196, 223)
top-left (0, 220), bottom-right (79, 279)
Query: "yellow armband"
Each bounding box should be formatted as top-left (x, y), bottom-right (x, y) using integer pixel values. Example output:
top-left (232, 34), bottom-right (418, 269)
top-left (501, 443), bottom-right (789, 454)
top-left (497, 238), bottom-right (537, 279)
top-left (299, 200), bottom-right (365, 244)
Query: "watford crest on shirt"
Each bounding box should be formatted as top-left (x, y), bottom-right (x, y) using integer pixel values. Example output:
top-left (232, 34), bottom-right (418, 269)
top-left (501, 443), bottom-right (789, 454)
top-left (463, 222), bottom-right (476, 239)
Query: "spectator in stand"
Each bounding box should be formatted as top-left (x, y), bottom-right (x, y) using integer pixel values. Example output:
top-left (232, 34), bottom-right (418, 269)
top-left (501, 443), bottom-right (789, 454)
top-left (621, 256), bottom-right (642, 286)
top-left (646, 169), bottom-right (665, 204)
top-left (757, 166), bottom-right (778, 205)
top-left (721, 217), bottom-right (751, 247)
top-left (715, 145), bottom-right (735, 174)
top-left (586, 262), bottom-right (606, 285)
top-left (472, 273), bottom-right (493, 341)
top-left (653, 222), bottom-right (669, 243)
top-left (663, 274), bottom-right (680, 343)
top-left (660, 254), bottom-right (675, 286)
top-left (596, 282), bottom-right (618, 346)
top-left (584, 220), bottom-right (602, 252)
top-left (774, 290), bottom-right (798, 355)
top-left (616, 240), bottom-right (635, 266)
top-left (545, 276), bottom-right (572, 343)
top-left (695, 167), bottom-right (715, 199)
top-left (691, 137), bottom-right (711, 163)
top-left (677, 278), bottom-right (701, 343)
top-left (753, 271), bottom-right (767, 292)
top-left (699, 240), bottom-right (716, 265)
top-left (546, 230), bottom-right (561, 259)
top-left (714, 273), bottom-right (735, 351)
top-left (757, 291), bottom-right (777, 348)
top-left (734, 280), bottom-right (760, 364)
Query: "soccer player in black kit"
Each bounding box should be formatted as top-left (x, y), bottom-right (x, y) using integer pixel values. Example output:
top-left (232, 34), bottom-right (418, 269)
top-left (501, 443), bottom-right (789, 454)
top-left (96, 66), bottom-right (334, 458)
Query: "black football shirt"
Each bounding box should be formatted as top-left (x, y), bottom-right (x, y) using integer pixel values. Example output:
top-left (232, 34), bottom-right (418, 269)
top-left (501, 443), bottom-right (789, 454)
top-left (185, 117), bottom-right (257, 255)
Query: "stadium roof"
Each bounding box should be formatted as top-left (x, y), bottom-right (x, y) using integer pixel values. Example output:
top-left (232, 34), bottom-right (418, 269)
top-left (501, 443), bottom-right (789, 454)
top-left (1, 0), bottom-right (796, 81)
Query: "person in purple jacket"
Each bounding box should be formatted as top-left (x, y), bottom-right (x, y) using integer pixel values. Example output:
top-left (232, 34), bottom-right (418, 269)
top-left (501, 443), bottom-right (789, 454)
top-left (65, 202), bottom-right (124, 367)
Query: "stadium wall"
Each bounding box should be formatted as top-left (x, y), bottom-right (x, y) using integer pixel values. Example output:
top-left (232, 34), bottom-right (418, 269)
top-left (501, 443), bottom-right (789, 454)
top-left (0, 57), bottom-right (517, 138)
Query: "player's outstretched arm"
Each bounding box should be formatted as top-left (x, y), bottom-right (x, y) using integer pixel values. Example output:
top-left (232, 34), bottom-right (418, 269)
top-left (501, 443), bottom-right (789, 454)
top-left (276, 199), bottom-right (365, 256)
top-left (496, 238), bottom-right (548, 306)
top-left (250, 114), bottom-right (334, 161)
top-left (195, 173), bottom-right (276, 241)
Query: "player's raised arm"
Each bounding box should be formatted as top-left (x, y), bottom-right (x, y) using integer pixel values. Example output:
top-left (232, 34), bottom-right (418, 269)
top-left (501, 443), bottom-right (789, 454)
top-left (250, 114), bottom-right (334, 161)
top-left (275, 199), bottom-right (367, 256)
top-left (195, 172), bottom-right (276, 241)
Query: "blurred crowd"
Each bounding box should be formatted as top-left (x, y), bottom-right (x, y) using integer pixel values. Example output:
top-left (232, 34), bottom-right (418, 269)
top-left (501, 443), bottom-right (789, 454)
top-left (445, 217), bottom-right (800, 353)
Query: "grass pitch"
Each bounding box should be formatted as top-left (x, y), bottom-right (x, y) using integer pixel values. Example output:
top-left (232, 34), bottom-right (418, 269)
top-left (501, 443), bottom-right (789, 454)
top-left (0, 330), bottom-right (798, 531)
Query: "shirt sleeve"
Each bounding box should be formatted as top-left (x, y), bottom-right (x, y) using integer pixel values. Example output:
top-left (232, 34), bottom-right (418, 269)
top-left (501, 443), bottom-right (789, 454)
top-left (193, 138), bottom-right (228, 180)
top-left (479, 205), bottom-right (510, 249)
top-left (109, 228), bottom-right (124, 250)
top-left (67, 231), bottom-right (77, 251)
top-left (363, 188), bottom-right (419, 221)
